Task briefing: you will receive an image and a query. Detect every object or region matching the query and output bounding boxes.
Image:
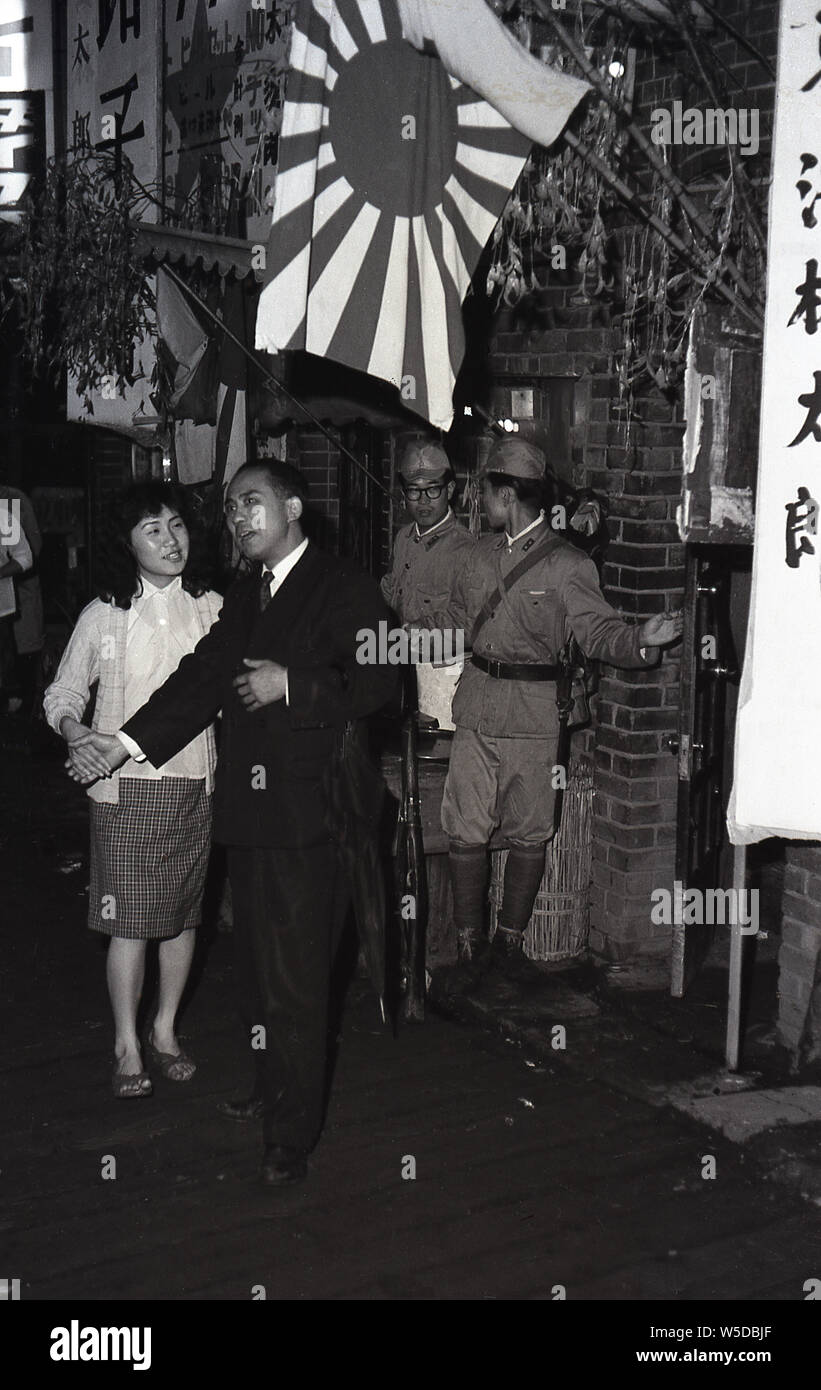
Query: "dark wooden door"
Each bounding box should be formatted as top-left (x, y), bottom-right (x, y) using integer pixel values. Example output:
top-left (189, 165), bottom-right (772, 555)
top-left (670, 546), bottom-right (740, 996)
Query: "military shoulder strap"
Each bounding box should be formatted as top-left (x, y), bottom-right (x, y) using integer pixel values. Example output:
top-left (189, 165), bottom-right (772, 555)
top-left (469, 536), bottom-right (556, 648)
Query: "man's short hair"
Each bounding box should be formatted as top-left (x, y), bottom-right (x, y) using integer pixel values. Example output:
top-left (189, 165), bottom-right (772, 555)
top-left (483, 470), bottom-right (544, 504)
top-left (232, 460), bottom-right (310, 508)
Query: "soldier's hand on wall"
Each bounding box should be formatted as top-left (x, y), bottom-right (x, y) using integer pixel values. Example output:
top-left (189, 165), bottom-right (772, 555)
top-left (638, 610), bottom-right (684, 648)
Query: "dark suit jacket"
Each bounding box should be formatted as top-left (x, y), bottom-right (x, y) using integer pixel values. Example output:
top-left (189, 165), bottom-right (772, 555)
top-left (122, 542), bottom-right (398, 848)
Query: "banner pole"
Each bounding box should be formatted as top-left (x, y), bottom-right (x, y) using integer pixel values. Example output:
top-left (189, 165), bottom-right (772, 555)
top-left (725, 843), bottom-right (748, 1071)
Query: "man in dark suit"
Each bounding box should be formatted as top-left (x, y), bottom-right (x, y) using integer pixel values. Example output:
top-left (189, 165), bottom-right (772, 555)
top-left (73, 461), bottom-right (397, 1185)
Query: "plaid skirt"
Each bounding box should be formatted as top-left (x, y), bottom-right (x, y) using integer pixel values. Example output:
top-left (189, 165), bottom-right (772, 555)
top-left (89, 778), bottom-right (212, 940)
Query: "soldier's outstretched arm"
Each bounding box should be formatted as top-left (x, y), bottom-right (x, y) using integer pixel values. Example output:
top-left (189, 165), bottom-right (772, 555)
top-left (561, 550), bottom-right (669, 668)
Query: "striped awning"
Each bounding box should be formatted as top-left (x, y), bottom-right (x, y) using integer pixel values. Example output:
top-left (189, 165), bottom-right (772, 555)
top-left (133, 222), bottom-right (260, 279)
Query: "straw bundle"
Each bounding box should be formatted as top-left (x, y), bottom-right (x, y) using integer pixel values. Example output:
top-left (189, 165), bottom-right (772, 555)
top-left (489, 756), bottom-right (594, 961)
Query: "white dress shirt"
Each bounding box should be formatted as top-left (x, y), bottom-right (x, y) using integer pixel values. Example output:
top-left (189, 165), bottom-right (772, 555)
top-left (259, 537), bottom-right (308, 705)
top-left (260, 535), bottom-right (309, 602)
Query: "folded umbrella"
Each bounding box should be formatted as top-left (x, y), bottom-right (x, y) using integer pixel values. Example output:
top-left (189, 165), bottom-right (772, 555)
top-left (324, 720), bottom-right (389, 1020)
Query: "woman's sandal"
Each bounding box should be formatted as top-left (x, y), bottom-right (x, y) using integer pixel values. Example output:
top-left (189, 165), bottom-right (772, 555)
top-left (112, 1067), bottom-right (153, 1099)
top-left (145, 1038), bottom-right (197, 1083)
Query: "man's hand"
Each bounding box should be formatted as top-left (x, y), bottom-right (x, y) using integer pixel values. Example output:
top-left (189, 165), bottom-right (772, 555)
top-left (233, 659), bottom-right (287, 711)
top-left (638, 610), bottom-right (684, 648)
top-left (62, 724), bottom-right (128, 784)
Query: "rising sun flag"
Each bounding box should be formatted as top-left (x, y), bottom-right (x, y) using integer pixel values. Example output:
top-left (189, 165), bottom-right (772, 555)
top-left (255, 0), bottom-right (589, 430)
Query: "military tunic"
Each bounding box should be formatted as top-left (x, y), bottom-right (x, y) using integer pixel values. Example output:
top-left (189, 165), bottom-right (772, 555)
top-left (435, 515), bottom-right (657, 845)
top-left (381, 509), bottom-right (475, 626)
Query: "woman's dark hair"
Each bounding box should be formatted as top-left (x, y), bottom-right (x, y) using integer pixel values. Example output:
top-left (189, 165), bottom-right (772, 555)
top-left (97, 481), bottom-right (211, 609)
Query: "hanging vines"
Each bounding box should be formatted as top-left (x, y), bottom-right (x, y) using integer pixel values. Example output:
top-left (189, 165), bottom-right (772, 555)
top-left (8, 152), bottom-right (157, 406)
top-left (486, 0), bottom-right (769, 405)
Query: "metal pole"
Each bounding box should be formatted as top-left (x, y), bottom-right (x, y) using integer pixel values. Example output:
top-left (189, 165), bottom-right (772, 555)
top-left (725, 842), bottom-right (747, 1070)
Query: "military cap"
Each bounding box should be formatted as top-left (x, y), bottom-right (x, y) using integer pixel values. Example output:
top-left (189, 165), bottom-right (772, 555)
top-left (481, 438), bottom-right (546, 480)
top-left (399, 441), bottom-right (451, 485)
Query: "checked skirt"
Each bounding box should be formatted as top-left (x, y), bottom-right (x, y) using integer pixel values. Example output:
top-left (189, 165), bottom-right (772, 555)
top-left (88, 777), bottom-right (212, 939)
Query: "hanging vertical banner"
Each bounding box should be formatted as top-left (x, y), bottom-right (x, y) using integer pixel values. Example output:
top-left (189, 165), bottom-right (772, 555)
top-left (65, 0), bottom-right (160, 434)
top-left (0, 0), bottom-right (54, 223)
top-left (163, 0), bottom-right (289, 243)
top-left (66, 0), bottom-right (158, 193)
top-left (728, 0), bottom-right (821, 842)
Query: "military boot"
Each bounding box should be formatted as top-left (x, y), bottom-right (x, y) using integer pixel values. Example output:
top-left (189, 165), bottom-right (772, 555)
top-left (491, 844), bottom-right (547, 974)
top-left (447, 843), bottom-right (492, 986)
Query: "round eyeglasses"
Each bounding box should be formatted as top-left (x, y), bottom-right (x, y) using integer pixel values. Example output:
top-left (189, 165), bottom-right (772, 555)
top-left (402, 483), bottom-right (446, 501)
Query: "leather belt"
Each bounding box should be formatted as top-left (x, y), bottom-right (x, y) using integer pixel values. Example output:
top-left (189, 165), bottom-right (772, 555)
top-left (471, 653), bottom-right (560, 681)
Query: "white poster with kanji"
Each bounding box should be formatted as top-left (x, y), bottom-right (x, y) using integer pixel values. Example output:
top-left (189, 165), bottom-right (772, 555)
top-left (163, 0), bottom-right (288, 244)
top-left (728, 0), bottom-right (821, 841)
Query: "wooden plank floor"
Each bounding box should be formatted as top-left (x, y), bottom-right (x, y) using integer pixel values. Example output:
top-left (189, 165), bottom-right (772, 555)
top-left (4, 951), bottom-right (820, 1301)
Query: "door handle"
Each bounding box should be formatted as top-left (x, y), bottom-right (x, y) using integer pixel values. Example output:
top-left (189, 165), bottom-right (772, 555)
top-left (706, 663), bottom-right (738, 680)
top-left (664, 736), bottom-right (702, 753)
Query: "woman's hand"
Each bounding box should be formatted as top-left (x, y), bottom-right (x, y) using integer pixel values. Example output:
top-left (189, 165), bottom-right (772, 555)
top-left (61, 720), bottom-right (127, 783)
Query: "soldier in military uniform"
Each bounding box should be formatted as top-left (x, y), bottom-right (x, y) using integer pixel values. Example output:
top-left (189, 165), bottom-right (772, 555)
top-left (436, 438), bottom-right (682, 966)
top-left (381, 441), bottom-right (475, 626)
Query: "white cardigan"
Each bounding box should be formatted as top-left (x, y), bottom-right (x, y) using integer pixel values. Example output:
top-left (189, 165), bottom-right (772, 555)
top-left (43, 589), bottom-right (223, 804)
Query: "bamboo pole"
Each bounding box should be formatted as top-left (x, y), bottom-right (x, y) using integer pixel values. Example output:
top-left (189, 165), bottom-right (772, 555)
top-left (533, 0), bottom-right (763, 312)
top-left (690, 0), bottom-right (776, 80)
top-left (670, 0), bottom-right (768, 255)
top-left (564, 130), bottom-right (763, 331)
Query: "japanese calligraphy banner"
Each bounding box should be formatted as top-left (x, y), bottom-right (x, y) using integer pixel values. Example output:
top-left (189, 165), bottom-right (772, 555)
top-left (66, 0), bottom-right (159, 196)
top-left (65, 0), bottom-right (160, 433)
top-left (728, 0), bottom-right (821, 842)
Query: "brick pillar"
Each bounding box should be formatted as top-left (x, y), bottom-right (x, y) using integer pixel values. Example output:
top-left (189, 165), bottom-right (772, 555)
top-left (778, 844), bottom-right (821, 1050)
top-left (490, 292), bottom-right (686, 960)
top-left (586, 412), bottom-right (686, 957)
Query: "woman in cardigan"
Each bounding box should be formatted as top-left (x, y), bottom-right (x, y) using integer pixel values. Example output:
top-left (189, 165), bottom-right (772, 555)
top-left (44, 483), bottom-right (223, 1098)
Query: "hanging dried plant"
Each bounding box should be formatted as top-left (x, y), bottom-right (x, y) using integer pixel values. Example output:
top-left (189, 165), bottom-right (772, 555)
top-left (8, 151), bottom-right (156, 405)
top-left (486, 0), bottom-right (768, 401)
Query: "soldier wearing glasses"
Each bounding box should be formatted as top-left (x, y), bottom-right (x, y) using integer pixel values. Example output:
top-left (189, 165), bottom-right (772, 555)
top-left (381, 442), bottom-right (475, 626)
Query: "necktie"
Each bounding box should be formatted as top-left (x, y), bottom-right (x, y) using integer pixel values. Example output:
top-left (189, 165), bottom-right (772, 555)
top-left (260, 570), bottom-right (273, 612)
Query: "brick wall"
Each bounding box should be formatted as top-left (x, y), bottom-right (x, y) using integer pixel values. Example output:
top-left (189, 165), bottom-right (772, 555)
top-left (286, 427), bottom-right (341, 553)
top-left (778, 845), bottom-right (821, 1051)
